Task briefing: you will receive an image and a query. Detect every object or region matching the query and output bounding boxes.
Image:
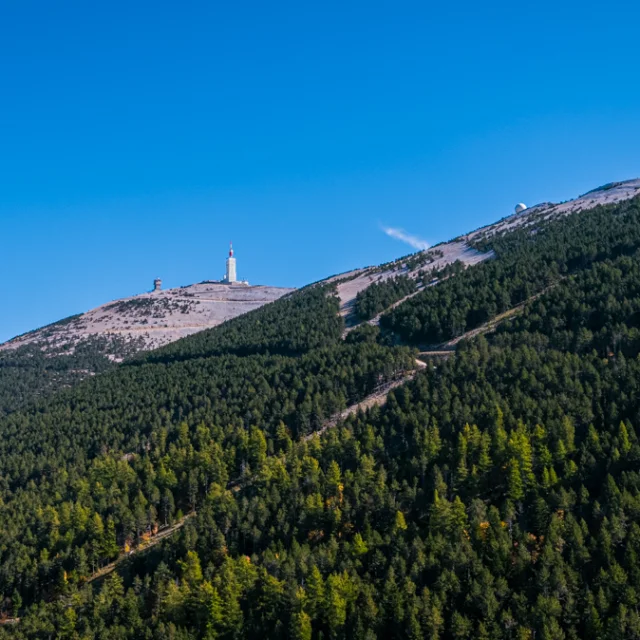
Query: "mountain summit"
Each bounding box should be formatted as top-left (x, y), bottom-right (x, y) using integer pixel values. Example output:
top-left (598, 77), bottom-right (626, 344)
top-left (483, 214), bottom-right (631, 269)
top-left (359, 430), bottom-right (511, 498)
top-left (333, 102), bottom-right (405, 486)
top-left (0, 281), bottom-right (293, 361)
top-left (2, 178), bottom-right (640, 636)
top-left (2, 178), bottom-right (639, 415)
top-left (0, 281), bottom-right (293, 414)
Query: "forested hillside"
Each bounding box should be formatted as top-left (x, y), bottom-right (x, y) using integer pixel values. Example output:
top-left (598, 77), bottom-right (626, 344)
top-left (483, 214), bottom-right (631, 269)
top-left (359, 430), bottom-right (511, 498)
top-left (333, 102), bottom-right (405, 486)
top-left (0, 284), bottom-right (293, 416)
top-left (3, 197), bottom-right (640, 638)
top-left (0, 335), bottom-right (136, 417)
top-left (354, 275), bottom-right (417, 321)
top-left (381, 197), bottom-right (640, 345)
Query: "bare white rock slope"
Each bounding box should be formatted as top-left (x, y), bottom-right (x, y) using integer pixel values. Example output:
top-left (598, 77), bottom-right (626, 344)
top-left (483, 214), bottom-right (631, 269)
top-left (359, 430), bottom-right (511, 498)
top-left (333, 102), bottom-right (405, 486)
top-left (467, 179), bottom-right (640, 243)
top-left (331, 178), bottom-right (640, 323)
top-left (0, 282), bottom-right (294, 361)
top-left (330, 242), bottom-right (489, 324)
top-left (4, 179), bottom-right (639, 360)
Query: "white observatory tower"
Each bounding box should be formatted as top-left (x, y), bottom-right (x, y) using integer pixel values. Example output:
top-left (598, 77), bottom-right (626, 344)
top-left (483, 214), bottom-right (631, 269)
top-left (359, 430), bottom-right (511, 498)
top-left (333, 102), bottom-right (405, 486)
top-left (225, 242), bottom-right (237, 283)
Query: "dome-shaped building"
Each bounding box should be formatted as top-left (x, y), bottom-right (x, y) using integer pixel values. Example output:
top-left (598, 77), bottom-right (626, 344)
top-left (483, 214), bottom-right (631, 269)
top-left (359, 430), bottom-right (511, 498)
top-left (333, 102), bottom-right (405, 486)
top-left (515, 203), bottom-right (527, 214)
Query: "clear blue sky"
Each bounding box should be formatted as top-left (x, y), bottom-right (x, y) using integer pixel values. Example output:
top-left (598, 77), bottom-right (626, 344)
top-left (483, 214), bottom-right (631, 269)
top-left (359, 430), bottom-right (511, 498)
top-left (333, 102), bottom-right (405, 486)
top-left (2, 0), bottom-right (640, 342)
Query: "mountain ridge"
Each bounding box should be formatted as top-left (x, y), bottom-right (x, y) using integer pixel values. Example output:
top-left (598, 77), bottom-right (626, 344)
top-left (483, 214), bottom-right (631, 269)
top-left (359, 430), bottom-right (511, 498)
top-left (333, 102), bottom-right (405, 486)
top-left (5, 177), bottom-right (639, 358)
top-left (328, 177), bottom-right (640, 327)
top-left (2, 179), bottom-right (640, 636)
top-left (0, 282), bottom-right (294, 360)
top-left (2, 178), bottom-right (639, 417)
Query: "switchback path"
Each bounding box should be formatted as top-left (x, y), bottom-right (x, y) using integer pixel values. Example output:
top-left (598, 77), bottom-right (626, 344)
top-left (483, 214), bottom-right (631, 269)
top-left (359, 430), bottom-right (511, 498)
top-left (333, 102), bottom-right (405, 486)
top-left (419, 284), bottom-right (559, 354)
top-left (303, 360), bottom-right (427, 442)
top-left (342, 276), bottom-right (448, 336)
top-left (85, 512), bottom-right (196, 584)
top-left (335, 288), bottom-right (561, 441)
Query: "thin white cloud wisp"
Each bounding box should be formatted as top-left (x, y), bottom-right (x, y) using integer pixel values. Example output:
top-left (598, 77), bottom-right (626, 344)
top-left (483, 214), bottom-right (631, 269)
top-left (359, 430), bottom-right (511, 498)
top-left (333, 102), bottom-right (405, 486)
top-left (381, 226), bottom-right (430, 251)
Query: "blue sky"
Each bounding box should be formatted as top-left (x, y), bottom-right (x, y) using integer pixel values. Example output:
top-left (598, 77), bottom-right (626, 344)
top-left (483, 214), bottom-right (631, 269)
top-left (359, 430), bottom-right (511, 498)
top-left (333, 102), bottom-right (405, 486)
top-left (1, 0), bottom-right (640, 342)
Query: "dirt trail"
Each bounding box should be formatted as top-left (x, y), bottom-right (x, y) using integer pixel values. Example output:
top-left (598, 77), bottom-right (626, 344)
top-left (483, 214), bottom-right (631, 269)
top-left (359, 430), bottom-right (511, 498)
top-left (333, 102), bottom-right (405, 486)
top-left (421, 285), bottom-right (558, 354)
top-left (335, 288), bottom-right (559, 438)
top-left (427, 305), bottom-right (525, 352)
top-left (0, 618), bottom-right (19, 626)
top-left (85, 513), bottom-right (196, 584)
top-left (343, 276), bottom-right (451, 335)
top-left (303, 361), bottom-right (427, 442)
top-left (419, 350), bottom-right (454, 358)
top-left (103, 324), bottom-right (216, 334)
top-left (343, 286), bottom-right (426, 336)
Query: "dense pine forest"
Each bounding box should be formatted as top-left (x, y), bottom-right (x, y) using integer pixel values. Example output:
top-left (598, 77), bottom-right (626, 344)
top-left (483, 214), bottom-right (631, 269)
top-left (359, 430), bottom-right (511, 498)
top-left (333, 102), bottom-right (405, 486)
top-left (354, 275), bottom-right (417, 321)
top-left (381, 199), bottom-right (640, 346)
top-left (0, 334), bottom-right (142, 417)
top-left (2, 197), bottom-right (640, 638)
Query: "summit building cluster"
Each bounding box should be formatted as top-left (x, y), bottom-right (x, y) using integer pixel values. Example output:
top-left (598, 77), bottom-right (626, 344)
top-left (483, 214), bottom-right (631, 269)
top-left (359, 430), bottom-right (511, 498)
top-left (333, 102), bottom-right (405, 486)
top-left (223, 242), bottom-right (238, 283)
top-left (221, 242), bottom-right (249, 285)
top-left (152, 242), bottom-right (248, 292)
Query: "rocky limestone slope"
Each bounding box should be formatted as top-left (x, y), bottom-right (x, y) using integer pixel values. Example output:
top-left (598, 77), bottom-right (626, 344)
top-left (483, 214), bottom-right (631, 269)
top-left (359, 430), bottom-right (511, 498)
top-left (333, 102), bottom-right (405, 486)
top-left (330, 178), bottom-right (640, 325)
top-left (2, 177), bottom-right (638, 414)
top-left (467, 178), bottom-right (640, 243)
top-left (0, 282), bottom-right (294, 362)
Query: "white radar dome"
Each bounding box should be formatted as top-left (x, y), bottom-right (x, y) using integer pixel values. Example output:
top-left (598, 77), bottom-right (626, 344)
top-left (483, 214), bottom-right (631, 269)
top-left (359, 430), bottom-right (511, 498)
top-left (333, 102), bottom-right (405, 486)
top-left (515, 203), bottom-right (527, 214)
